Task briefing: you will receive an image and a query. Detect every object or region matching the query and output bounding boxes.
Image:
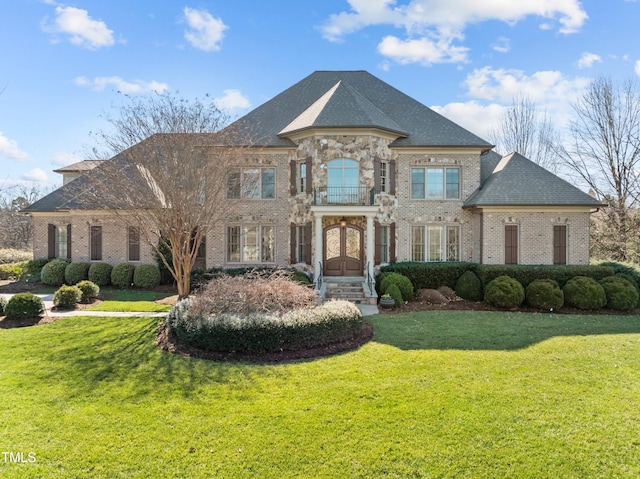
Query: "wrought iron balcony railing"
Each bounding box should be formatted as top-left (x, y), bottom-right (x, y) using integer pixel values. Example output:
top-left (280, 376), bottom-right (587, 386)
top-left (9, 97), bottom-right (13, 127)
top-left (313, 187), bottom-right (375, 206)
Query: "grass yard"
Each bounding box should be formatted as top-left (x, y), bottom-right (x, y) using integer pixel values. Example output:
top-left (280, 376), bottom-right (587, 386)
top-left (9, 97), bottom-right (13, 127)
top-left (85, 301), bottom-right (172, 313)
top-left (1, 311), bottom-right (639, 478)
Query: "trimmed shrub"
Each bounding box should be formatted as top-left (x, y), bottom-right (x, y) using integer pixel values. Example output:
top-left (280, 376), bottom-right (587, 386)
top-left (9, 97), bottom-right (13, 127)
top-left (380, 261), bottom-right (474, 290)
top-left (168, 299), bottom-right (363, 354)
top-left (133, 264), bottom-right (161, 288)
top-left (0, 296), bottom-right (6, 316)
top-left (476, 264), bottom-right (614, 289)
top-left (599, 276), bottom-right (639, 312)
top-left (64, 262), bottom-right (90, 285)
top-left (4, 293), bottom-right (44, 320)
top-left (111, 263), bottom-right (136, 288)
top-left (88, 262), bottom-right (113, 287)
top-left (563, 276), bottom-right (606, 310)
top-left (41, 259), bottom-right (70, 286)
top-left (526, 279), bottom-right (564, 310)
top-left (599, 262), bottom-right (640, 292)
top-left (484, 275), bottom-right (525, 309)
top-left (455, 270), bottom-right (483, 301)
top-left (379, 273), bottom-right (414, 301)
top-left (386, 283), bottom-right (403, 307)
top-left (76, 280), bottom-right (100, 303)
top-left (53, 285), bottom-right (82, 309)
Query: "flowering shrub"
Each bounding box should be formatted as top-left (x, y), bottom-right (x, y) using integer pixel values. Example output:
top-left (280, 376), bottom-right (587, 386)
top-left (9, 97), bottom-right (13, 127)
top-left (168, 299), bottom-right (362, 354)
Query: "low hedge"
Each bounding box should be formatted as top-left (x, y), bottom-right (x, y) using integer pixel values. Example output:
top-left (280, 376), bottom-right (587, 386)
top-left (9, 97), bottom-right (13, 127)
top-left (4, 293), bottom-right (44, 320)
top-left (476, 264), bottom-right (614, 289)
top-left (168, 299), bottom-right (363, 354)
top-left (379, 262), bottom-right (474, 290)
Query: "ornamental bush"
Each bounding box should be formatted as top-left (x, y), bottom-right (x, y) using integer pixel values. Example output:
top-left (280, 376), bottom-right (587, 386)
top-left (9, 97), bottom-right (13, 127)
top-left (379, 273), bottom-right (414, 301)
top-left (599, 276), bottom-right (639, 312)
top-left (23, 258), bottom-right (50, 277)
top-left (4, 293), bottom-right (44, 320)
top-left (64, 262), bottom-right (90, 285)
top-left (88, 262), bottom-right (113, 287)
top-left (111, 263), bottom-right (135, 288)
top-left (133, 264), bottom-right (161, 288)
top-left (168, 299), bottom-right (363, 354)
top-left (455, 270), bottom-right (483, 301)
top-left (0, 263), bottom-right (25, 280)
top-left (386, 283), bottom-right (403, 307)
top-left (0, 296), bottom-right (6, 316)
top-left (563, 276), bottom-right (606, 310)
top-left (484, 275), bottom-right (525, 309)
top-left (41, 259), bottom-right (70, 286)
top-left (76, 280), bottom-right (100, 303)
top-left (526, 279), bottom-right (564, 310)
top-left (53, 285), bottom-right (82, 309)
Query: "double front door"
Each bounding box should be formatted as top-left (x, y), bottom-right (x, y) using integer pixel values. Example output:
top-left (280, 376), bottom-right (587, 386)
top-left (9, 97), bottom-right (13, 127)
top-left (324, 224), bottom-right (363, 276)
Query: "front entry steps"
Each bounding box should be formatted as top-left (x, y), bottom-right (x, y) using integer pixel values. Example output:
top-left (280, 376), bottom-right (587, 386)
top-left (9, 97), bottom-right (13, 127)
top-left (321, 277), bottom-right (378, 305)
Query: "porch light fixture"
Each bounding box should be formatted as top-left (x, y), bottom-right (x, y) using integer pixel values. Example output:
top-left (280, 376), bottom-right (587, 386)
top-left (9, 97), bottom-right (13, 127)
top-left (339, 217), bottom-right (347, 227)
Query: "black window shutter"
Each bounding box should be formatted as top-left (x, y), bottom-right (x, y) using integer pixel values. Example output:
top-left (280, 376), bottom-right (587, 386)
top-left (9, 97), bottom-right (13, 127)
top-left (290, 223), bottom-right (297, 263)
top-left (389, 160), bottom-right (396, 195)
top-left (48, 224), bottom-right (56, 259)
top-left (305, 157), bottom-right (312, 194)
top-left (304, 222), bottom-right (312, 265)
top-left (374, 222), bottom-right (381, 265)
top-left (390, 223), bottom-right (396, 263)
top-left (290, 160), bottom-right (297, 196)
top-left (66, 224), bottom-right (72, 259)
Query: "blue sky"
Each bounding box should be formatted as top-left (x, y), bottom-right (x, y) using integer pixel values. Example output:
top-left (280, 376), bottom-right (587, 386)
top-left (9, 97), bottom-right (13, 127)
top-left (1, 0), bottom-right (639, 188)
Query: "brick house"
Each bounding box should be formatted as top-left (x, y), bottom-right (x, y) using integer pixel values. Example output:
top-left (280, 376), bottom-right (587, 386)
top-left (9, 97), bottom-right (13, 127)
top-left (24, 70), bottom-right (603, 285)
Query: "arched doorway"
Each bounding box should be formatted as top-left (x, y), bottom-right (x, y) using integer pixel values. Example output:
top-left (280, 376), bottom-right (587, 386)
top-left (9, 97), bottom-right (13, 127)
top-left (324, 223), bottom-right (363, 276)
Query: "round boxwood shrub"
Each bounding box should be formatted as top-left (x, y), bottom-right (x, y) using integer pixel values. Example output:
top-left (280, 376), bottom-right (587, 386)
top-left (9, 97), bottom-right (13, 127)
top-left (380, 272), bottom-right (414, 301)
top-left (563, 276), bottom-right (607, 310)
top-left (168, 299), bottom-right (363, 355)
top-left (526, 279), bottom-right (564, 310)
top-left (599, 276), bottom-right (639, 311)
top-left (41, 258), bottom-right (70, 286)
top-left (484, 275), bottom-right (525, 309)
top-left (88, 262), bottom-right (113, 287)
top-left (64, 262), bottom-right (90, 285)
top-left (4, 293), bottom-right (44, 320)
top-left (111, 263), bottom-right (136, 288)
top-left (385, 283), bottom-right (403, 307)
top-left (133, 264), bottom-right (161, 288)
top-left (53, 285), bottom-right (82, 309)
top-left (76, 280), bottom-right (100, 303)
top-left (455, 270), bottom-right (483, 301)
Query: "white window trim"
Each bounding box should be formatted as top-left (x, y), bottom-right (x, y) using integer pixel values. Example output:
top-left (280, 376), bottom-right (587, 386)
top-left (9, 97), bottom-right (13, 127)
top-left (410, 167), bottom-right (460, 200)
top-left (411, 225), bottom-right (461, 262)
top-left (226, 225), bottom-right (276, 264)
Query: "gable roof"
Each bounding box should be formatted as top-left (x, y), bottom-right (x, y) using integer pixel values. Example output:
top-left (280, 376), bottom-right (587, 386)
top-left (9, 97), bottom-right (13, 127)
top-left (224, 70), bottom-right (493, 149)
top-left (465, 152), bottom-right (605, 208)
top-left (53, 160), bottom-right (103, 174)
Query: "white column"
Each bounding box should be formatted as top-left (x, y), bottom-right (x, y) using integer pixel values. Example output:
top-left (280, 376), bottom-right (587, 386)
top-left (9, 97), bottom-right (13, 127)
top-left (314, 213), bottom-right (323, 281)
top-left (366, 214), bottom-right (374, 279)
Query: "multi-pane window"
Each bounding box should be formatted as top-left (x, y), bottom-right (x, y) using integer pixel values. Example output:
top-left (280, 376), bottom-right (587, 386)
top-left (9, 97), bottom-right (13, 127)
top-left (299, 163), bottom-right (307, 194)
top-left (380, 161), bottom-right (389, 193)
top-left (227, 225), bottom-right (275, 263)
top-left (56, 226), bottom-right (68, 259)
top-left (297, 225), bottom-right (307, 263)
top-left (90, 225), bottom-right (102, 261)
top-left (227, 168), bottom-right (275, 199)
top-left (379, 225), bottom-right (389, 263)
top-left (128, 226), bottom-right (140, 262)
top-left (411, 167), bottom-right (460, 199)
top-left (411, 225), bottom-right (460, 262)
top-left (48, 224), bottom-right (70, 259)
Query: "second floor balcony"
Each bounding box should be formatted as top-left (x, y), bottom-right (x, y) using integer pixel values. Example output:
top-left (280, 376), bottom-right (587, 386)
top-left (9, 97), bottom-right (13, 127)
top-left (313, 186), bottom-right (375, 206)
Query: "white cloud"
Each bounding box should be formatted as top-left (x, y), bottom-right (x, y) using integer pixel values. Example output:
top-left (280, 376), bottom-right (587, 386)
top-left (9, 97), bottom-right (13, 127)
top-left (22, 168), bottom-right (48, 183)
top-left (377, 34), bottom-right (469, 65)
top-left (432, 101), bottom-right (505, 140)
top-left (214, 89), bottom-right (251, 111)
top-left (635, 60), bottom-right (640, 77)
top-left (577, 52), bottom-right (602, 69)
top-left (320, 0), bottom-right (586, 65)
top-left (75, 76), bottom-right (169, 94)
top-left (492, 36), bottom-right (510, 53)
top-left (51, 152), bottom-right (84, 167)
top-left (43, 6), bottom-right (115, 49)
top-left (183, 7), bottom-right (227, 52)
top-left (0, 132), bottom-right (29, 161)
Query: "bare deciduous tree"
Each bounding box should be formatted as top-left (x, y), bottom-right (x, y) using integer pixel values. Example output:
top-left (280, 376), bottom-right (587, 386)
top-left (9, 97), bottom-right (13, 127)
top-left (490, 94), bottom-right (560, 173)
top-left (557, 77), bottom-right (640, 262)
top-left (0, 185), bottom-right (44, 249)
top-left (89, 92), bottom-right (250, 299)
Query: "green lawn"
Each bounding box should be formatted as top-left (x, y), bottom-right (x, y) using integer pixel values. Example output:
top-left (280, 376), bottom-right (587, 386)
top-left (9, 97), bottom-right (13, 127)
top-left (1, 311), bottom-right (639, 478)
top-left (85, 300), bottom-right (172, 313)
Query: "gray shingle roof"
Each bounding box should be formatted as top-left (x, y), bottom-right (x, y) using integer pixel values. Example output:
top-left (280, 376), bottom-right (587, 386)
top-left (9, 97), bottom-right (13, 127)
top-left (53, 160), bottom-right (103, 174)
top-left (224, 70), bottom-right (493, 149)
top-left (465, 152), bottom-right (605, 208)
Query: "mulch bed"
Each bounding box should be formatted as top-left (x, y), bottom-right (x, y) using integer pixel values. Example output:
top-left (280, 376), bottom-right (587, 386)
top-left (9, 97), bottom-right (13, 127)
top-left (156, 319), bottom-right (375, 363)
